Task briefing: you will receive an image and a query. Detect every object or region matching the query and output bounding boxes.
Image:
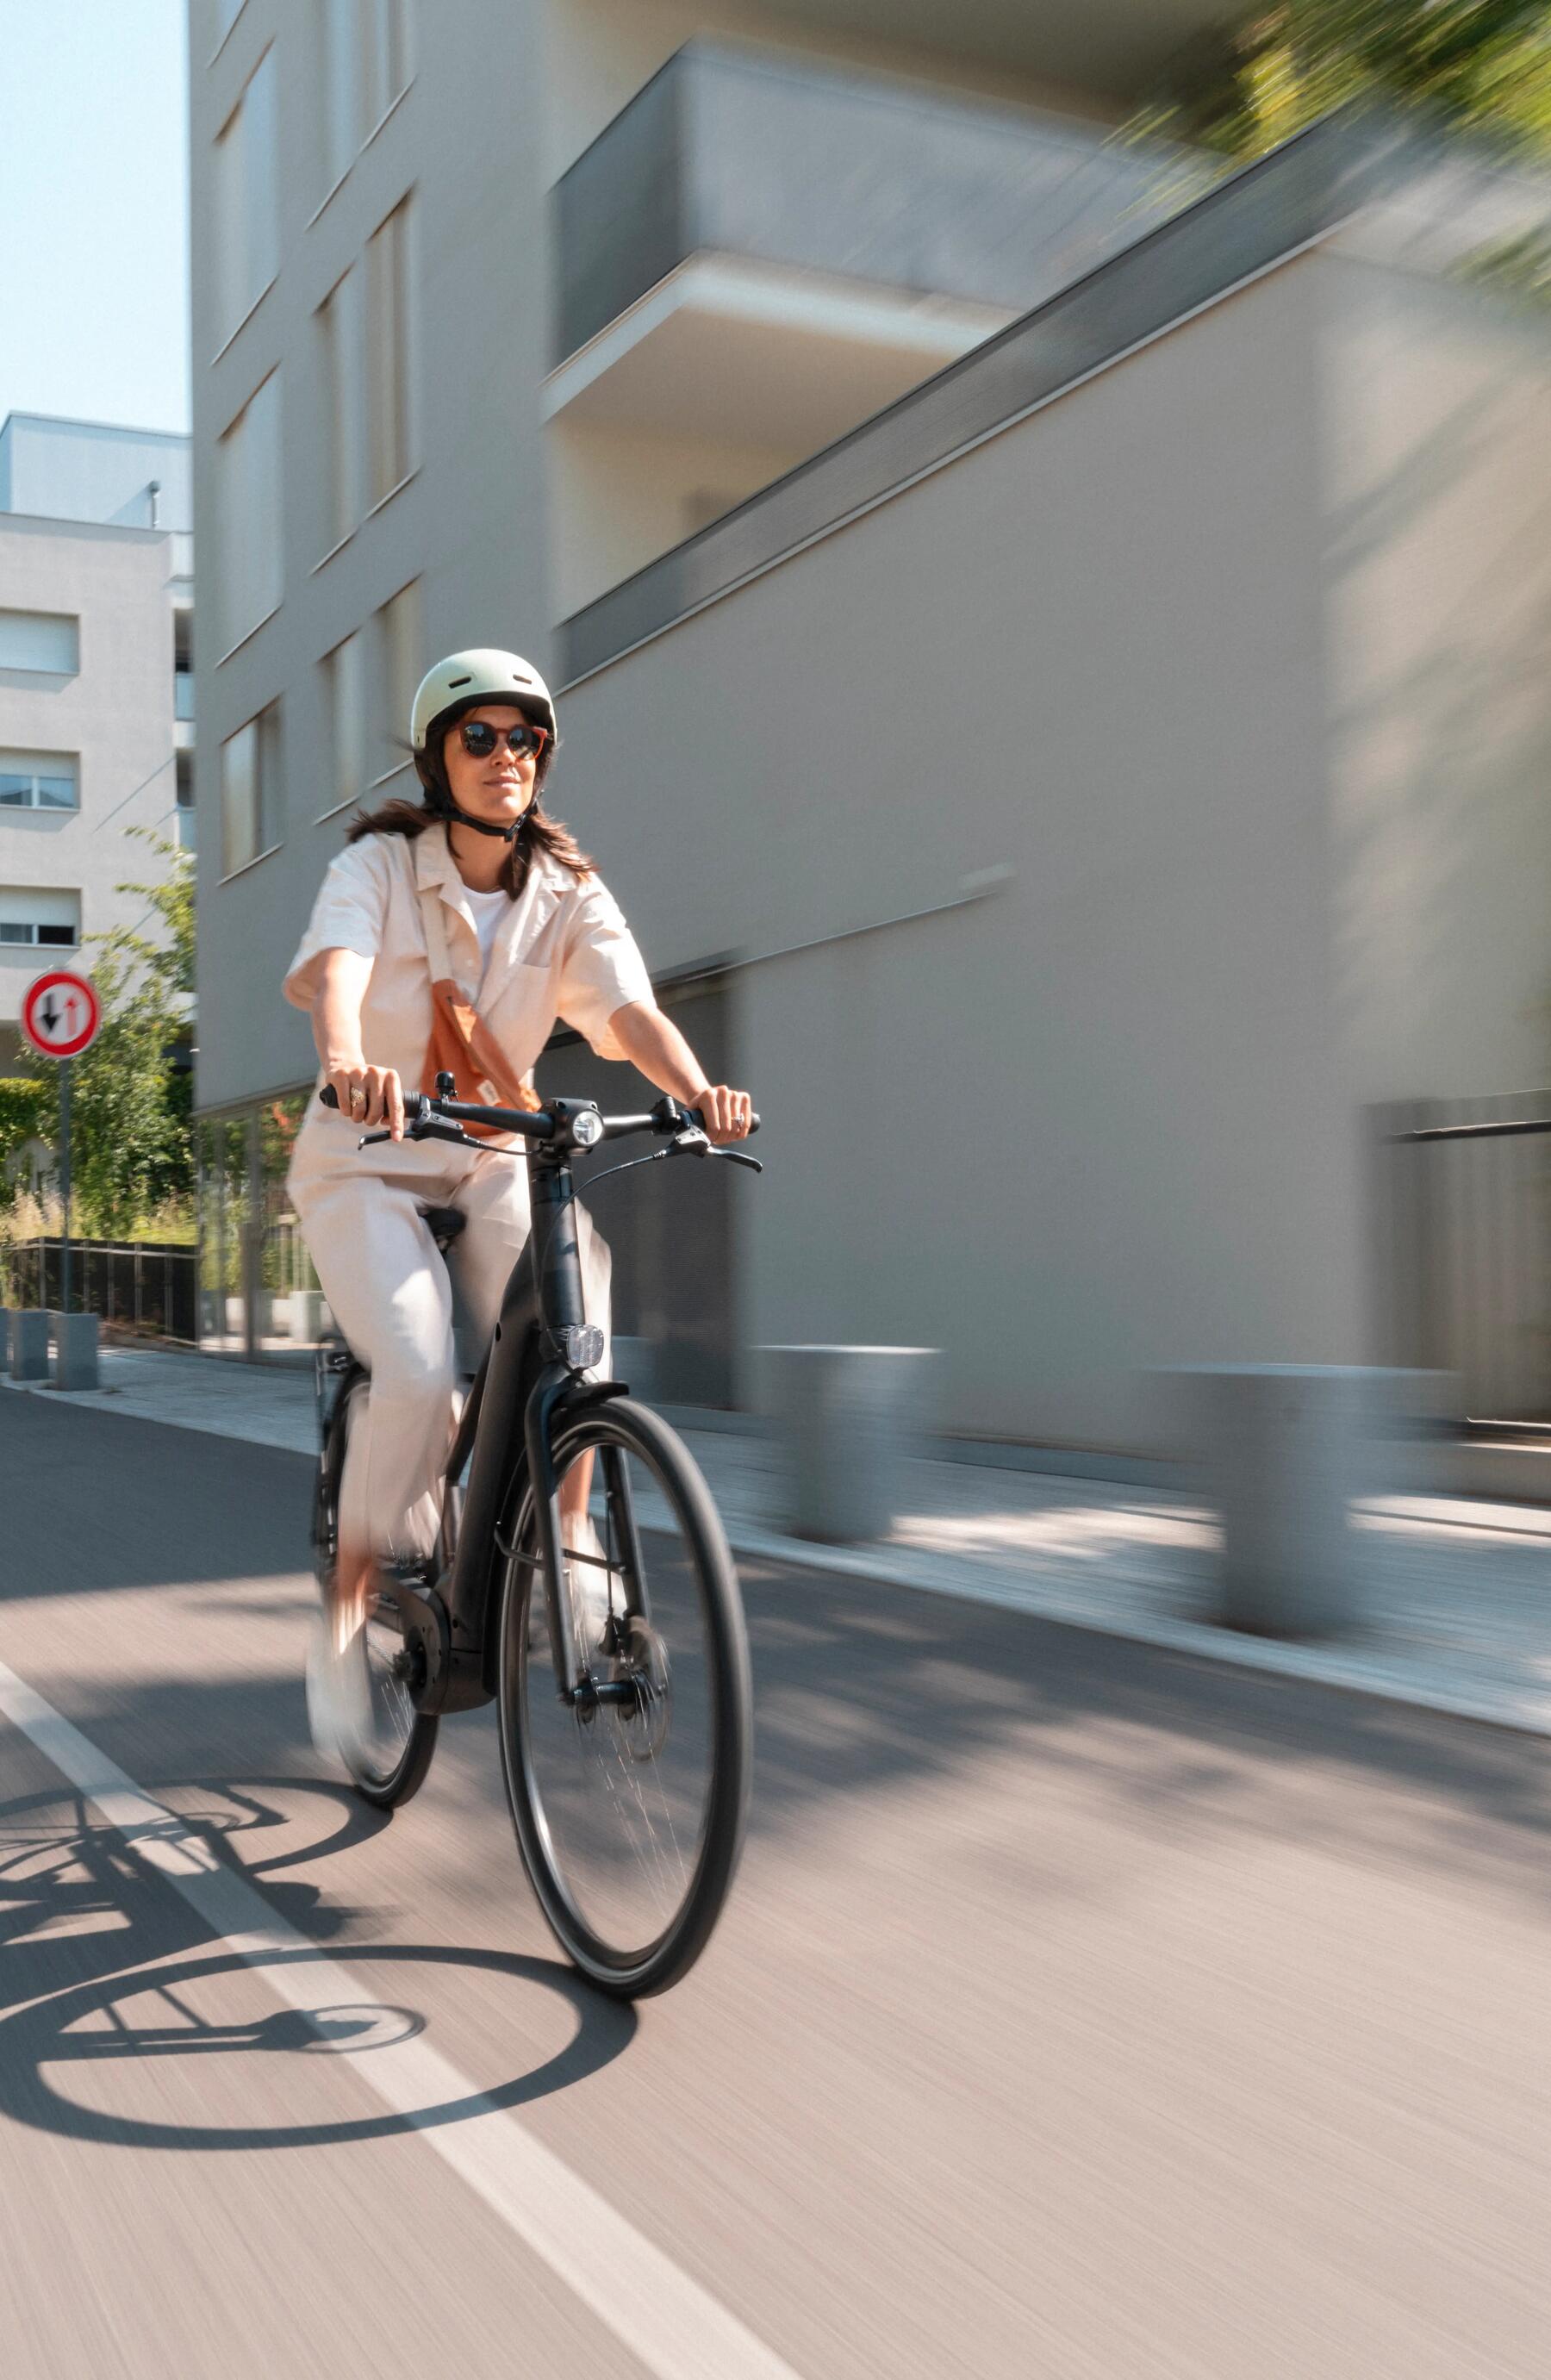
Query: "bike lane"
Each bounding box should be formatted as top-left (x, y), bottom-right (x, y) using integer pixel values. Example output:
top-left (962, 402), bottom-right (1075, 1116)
top-left (3, 1389), bottom-right (1549, 2379)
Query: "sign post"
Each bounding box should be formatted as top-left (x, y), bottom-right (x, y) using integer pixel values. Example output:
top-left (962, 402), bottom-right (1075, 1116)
top-left (59, 1058), bottom-right (72, 1315)
top-left (21, 969), bottom-right (102, 1317)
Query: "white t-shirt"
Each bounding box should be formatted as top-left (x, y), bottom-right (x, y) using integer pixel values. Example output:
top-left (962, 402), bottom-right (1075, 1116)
top-left (463, 883), bottom-right (510, 985)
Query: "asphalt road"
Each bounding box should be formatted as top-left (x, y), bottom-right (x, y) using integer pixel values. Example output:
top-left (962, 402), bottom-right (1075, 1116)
top-left (1, 1391), bottom-right (1548, 2379)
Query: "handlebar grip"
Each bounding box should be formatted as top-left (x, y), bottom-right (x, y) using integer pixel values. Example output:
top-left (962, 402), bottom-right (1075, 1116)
top-left (318, 1084), bottom-right (429, 1122)
top-left (685, 1106), bottom-right (760, 1136)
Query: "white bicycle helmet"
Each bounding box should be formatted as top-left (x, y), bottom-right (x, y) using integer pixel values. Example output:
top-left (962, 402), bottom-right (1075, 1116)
top-left (410, 649), bottom-right (557, 754)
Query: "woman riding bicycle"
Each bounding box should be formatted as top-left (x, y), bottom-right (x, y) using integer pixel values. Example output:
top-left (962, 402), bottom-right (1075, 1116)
top-left (283, 648), bottom-right (753, 1763)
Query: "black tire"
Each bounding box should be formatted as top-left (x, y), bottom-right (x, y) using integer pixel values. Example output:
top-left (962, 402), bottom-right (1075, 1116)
top-left (314, 1372), bottom-right (439, 1810)
top-left (496, 1398), bottom-right (752, 1997)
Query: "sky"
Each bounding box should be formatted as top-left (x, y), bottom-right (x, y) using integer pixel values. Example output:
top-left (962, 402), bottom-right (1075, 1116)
top-left (0, 0), bottom-right (190, 434)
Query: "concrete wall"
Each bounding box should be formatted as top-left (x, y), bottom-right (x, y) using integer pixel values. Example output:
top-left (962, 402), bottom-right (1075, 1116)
top-left (0, 516), bottom-right (183, 1068)
top-left (552, 242), bottom-right (1551, 1449)
top-left (557, 259), bottom-right (1354, 1448)
top-left (1317, 251), bottom-right (1551, 1106)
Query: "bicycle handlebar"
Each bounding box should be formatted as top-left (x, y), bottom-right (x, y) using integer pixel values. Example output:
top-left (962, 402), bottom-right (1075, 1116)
top-left (319, 1082), bottom-right (759, 1148)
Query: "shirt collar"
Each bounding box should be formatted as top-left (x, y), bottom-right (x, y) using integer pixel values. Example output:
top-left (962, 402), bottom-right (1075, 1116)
top-left (411, 821), bottom-right (463, 903)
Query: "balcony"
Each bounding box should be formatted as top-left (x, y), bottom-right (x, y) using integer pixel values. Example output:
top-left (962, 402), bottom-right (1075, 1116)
top-left (547, 44), bottom-right (1177, 611)
top-left (556, 110), bottom-right (1427, 685)
top-left (553, 45), bottom-right (1177, 364)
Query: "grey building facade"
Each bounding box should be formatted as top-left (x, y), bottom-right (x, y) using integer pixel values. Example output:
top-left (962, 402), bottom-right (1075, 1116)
top-left (187, 2), bottom-right (1551, 1445)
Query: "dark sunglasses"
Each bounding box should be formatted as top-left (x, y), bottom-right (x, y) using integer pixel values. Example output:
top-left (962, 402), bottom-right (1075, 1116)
top-left (458, 719), bottom-right (548, 762)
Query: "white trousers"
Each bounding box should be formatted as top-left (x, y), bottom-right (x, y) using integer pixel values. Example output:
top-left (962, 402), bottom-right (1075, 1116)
top-left (289, 1132), bottom-right (610, 1564)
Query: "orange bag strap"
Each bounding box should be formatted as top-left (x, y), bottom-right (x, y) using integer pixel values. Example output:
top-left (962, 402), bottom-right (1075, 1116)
top-left (418, 888), bottom-right (540, 1133)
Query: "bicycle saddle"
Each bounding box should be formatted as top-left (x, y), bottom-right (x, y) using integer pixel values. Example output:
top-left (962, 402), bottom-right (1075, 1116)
top-left (419, 1204), bottom-right (466, 1249)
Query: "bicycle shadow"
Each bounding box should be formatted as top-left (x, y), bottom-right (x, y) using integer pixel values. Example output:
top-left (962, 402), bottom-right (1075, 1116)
top-left (0, 1777), bottom-right (636, 2153)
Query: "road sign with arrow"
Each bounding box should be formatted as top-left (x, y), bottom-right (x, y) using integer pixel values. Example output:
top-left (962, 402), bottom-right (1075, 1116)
top-left (20, 969), bottom-right (102, 1322)
top-left (22, 969), bottom-right (101, 1060)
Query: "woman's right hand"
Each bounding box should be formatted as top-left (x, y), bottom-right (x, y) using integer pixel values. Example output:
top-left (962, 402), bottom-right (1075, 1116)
top-left (325, 1057), bottom-right (406, 1139)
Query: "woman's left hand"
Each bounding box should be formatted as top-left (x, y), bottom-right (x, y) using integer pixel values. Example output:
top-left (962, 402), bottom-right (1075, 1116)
top-left (692, 1083), bottom-right (754, 1143)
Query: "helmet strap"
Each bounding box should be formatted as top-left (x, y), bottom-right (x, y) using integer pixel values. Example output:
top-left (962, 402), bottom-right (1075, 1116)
top-left (429, 788), bottom-right (532, 844)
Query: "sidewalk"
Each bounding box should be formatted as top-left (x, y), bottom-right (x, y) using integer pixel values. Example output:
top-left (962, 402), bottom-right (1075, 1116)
top-left (9, 1344), bottom-right (1551, 1735)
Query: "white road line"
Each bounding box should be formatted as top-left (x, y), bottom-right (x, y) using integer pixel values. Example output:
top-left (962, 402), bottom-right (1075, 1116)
top-left (0, 1657), bottom-right (801, 2380)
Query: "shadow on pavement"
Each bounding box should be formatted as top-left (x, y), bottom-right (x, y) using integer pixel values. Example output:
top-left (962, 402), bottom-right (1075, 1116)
top-left (0, 1779), bottom-right (636, 2153)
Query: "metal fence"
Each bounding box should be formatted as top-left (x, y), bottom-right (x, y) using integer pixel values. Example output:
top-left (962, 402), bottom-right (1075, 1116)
top-left (1372, 1094), bottom-right (1551, 1425)
top-left (2, 1239), bottom-right (197, 1346)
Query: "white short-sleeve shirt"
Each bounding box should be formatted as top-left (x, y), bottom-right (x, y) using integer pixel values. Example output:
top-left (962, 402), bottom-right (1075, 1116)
top-left (283, 824), bottom-right (654, 1158)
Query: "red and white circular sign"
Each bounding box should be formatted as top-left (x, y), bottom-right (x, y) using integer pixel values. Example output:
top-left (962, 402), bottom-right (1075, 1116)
top-left (22, 969), bottom-right (102, 1059)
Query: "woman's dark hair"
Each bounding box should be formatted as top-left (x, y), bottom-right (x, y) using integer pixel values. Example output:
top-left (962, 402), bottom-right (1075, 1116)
top-left (344, 701), bottom-right (592, 895)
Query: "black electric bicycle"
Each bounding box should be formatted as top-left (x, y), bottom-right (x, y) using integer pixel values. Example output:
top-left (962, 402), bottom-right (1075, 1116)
top-left (311, 1075), bottom-right (760, 1997)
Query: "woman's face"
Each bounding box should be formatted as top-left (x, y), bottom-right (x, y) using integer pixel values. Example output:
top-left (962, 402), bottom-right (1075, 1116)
top-left (441, 703), bottom-right (540, 832)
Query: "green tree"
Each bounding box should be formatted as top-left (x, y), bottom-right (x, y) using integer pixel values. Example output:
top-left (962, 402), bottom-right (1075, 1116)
top-left (0, 1078), bottom-right (53, 1204)
top-left (1138, 3), bottom-right (1551, 162)
top-left (22, 831), bottom-right (196, 1239)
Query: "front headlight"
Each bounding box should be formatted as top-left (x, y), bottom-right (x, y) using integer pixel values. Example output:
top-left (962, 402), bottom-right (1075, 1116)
top-left (558, 1323), bottom-right (606, 1370)
top-left (571, 1109), bottom-right (603, 1148)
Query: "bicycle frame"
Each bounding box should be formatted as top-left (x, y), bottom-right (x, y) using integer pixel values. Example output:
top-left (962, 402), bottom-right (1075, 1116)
top-left (439, 1113), bottom-right (627, 1710)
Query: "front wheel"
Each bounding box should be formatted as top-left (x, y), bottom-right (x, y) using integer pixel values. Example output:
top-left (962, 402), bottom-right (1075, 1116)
top-left (497, 1399), bottom-right (752, 1997)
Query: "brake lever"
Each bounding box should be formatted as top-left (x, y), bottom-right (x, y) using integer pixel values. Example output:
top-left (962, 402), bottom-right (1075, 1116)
top-left (358, 1117), bottom-right (483, 1151)
top-left (669, 1127), bottom-right (763, 1174)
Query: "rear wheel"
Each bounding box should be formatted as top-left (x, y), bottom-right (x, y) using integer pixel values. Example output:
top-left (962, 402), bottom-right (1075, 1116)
top-left (497, 1398), bottom-right (751, 1997)
top-left (314, 1374), bottom-right (439, 1810)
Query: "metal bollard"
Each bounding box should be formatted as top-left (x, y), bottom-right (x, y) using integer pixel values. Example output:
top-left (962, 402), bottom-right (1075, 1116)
top-left (1173, 1365), bottom-right (1452, 1637)
top-left (288, 1287), bottom-right (326, 1346)
top-left (51, 1311), bottom-right (99, 1392)
top-left (761, 1345), bottom-right (940, 1542)
top-left (9, 1310), bottom-right (49, 1383)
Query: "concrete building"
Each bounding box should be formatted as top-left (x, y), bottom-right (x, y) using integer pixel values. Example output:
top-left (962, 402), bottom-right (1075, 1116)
top-left (0, 416), bottom-right (194, 1077)
top-left (187, 2), bottom-right (1551, 1442)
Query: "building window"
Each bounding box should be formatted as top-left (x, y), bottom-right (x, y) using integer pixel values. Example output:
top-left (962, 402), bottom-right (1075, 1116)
top-left (372, 578), bottom-right (420, 783)
top-left (366, 196), bottom-right (414, 508)
top-left (215, 44), bottom-right (279, 346)
top-left (0, 752), bottom-right (78, 811)
top-left (317, 265), bottom-right (365, 549)
top-left (221, 702), bottom-right (281, 875)
top-left (0, 889), bottom-right (79, 946)
top-left (0, 609), bottom-right (78, 675)
top-left (176, 751), bottom-right (196, 851)
top-left (321, 631), bottom-right (367, 816)
top-left (218, 371), bottom-right (282, 654)
top-left (321, 0), bottom-right (412, 190)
